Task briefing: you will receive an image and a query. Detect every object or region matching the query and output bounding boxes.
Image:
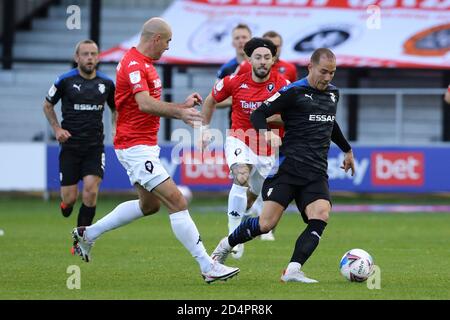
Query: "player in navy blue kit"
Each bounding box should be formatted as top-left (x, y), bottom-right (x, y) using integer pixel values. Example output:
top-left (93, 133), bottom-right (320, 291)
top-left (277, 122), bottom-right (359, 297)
top-left (43, 40), bottom-right (116, 231)
top-left (211, 48), bottom-right (356, 283)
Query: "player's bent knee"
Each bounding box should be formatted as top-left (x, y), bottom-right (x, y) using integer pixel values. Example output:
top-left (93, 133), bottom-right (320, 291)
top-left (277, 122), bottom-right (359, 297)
top-left (82, 189), bottom-right (98, 204)
top-left (310, 209), bottom-right (329, 222)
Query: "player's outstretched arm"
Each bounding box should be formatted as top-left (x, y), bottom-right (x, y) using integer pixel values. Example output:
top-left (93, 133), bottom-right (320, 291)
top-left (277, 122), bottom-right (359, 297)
top-left (184, 92), bottom-right (203, 108)
top-left (111, 110), bottom-right (117, 138)
top-left (264, 131), bottom-right (282, 148)
top-left (250, 106), bottom-right (270, 131)
top-left (251, 102), bottom-right (283, 148)
top-left (266, 114), bottom-right (284, 126)
top-left (198, 94), bottom-right (218, 150)
top-left (43, 100), bottom-right (71, 143)
top-left (212, 78), bottom-right (232, 109)
top-left (250, 98), bottom-right (284, 131)
top-left (341, 149), bottom-right (355, 177)
top-left (215, 97), bottom-right (233, 109)
top-left (135, 91), bottom-right (203, 127)
top-left (200, 93), bottom-right (217, 126)
top-left (331, 121), bottom-right (351, 153)
top-left (331, 121), bottom-right (355, 176)
top-left (251, 87), bottom-right (292, 130)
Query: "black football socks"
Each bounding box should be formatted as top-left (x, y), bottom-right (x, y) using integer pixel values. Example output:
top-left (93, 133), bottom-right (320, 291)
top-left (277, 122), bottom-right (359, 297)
top-left (77, 203), bottom-right (96, 227)
top-left (290, 219), bottom-right (327, 265)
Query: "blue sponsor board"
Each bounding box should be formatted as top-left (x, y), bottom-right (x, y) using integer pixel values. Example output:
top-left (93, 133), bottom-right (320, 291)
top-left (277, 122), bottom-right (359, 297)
top-left (47, 145), bottom-right (450, 193)
top-left (328, 146), bottom-right (450, 192)
top-left (47, 145), bottom-right (223, 192)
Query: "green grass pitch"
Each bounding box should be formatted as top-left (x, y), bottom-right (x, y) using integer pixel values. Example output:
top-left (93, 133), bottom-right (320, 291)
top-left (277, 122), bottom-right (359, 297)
top-left (1, 196), bottom-right (449, 300)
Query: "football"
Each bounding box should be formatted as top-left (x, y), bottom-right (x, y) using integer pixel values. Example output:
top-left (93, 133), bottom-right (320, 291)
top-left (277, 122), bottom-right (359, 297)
top-left (339, 248), bottom-right (374, 282)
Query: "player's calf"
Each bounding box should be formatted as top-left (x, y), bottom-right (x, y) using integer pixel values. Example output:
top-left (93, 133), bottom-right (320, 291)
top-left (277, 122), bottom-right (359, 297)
top-left (290, 219), bottom-right (327, 267)
top-left (140, 201), bottom-right (161, 216)
top-left (152, 180), bottom-right (188, 213)
top-left (60, 186), bottom-right (77, 217)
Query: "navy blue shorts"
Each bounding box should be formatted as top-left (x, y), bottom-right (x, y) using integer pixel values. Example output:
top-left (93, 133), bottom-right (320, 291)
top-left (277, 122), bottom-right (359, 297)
top-left (59, 145), bottom-right (104, 186)
top-left (261, 172), bottom-right (331, 224)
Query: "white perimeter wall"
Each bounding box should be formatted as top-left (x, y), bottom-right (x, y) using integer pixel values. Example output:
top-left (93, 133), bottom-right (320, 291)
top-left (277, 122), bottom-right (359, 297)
top-left (0, 143), bottom-right (46, 191)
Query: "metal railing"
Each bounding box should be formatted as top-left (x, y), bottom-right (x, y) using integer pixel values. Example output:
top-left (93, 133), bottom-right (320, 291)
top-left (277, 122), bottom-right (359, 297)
top-left (339, 88), bottom-right (446, 144)
top-left (1, 86), bottom-right (446, 145)
top-left (101, 87), bottom-right (447, 146)
top-left (0, 60), bottom-right (447, 145)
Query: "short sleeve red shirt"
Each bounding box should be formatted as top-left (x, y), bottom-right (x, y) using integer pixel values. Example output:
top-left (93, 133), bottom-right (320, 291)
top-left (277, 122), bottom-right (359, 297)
top-left (114, 47), bottom-right (162, 149)
top-left (211, 72), bottom-right (289, 156)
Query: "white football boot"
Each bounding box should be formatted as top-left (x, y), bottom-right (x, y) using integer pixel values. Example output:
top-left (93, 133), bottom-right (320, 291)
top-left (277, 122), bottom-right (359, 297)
top-left (202, 261), bottom-right (240, 284)
top-left (280, 269), bottom-right (318, 283)
top-left (72, 227), bottom-right (94, 262)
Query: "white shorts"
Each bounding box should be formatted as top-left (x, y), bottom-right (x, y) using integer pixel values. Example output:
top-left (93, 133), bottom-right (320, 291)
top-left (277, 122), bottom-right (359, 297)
top-left (224, 136), bottom-right (276, 195)
top-left (115, 145), bottom-right (170, 192)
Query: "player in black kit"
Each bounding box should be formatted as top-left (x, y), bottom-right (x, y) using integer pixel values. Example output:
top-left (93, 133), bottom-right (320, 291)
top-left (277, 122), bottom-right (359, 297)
top-left (43, 40), bottom-right (116, 233)
top-left (211, 48), bottom-right (355, 283)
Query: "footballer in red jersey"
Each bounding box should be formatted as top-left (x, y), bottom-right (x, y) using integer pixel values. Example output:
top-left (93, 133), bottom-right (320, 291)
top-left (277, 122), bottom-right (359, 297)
top-left (201, 38), bottom-right (289, 258)
top-left (114, 47), bottom-right (162, 149)
top-left (71, 18), bottom-right (240, 284)
top-left (234, 31), bottom-right (296, 160)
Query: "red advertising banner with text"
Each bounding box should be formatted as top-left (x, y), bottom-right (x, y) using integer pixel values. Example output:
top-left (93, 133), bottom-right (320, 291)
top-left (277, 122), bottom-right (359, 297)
top-left (180, 151), bottom-right (232, 186)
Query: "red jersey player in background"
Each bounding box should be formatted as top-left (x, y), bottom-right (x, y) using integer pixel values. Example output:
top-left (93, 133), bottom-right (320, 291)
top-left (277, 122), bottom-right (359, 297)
top-left (234, 32), bottom-right (297, 240)
top-left (235, 30), bottom-right (297, 83)
top-left (201, 38), bottom-right (290, 259)
top-left (72, 17), bottom-right (239, 283)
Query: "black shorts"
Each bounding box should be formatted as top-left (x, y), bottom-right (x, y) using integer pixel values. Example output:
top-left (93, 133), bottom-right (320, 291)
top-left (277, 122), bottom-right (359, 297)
top-left (59, 144), bottom-right (105, 186)
top-left (261, 171), bottom-right (331, 224)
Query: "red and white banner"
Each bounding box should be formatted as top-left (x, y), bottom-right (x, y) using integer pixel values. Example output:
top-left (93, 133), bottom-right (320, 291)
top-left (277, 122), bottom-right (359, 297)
top-left (100, 0), bottom-right (450, 69)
